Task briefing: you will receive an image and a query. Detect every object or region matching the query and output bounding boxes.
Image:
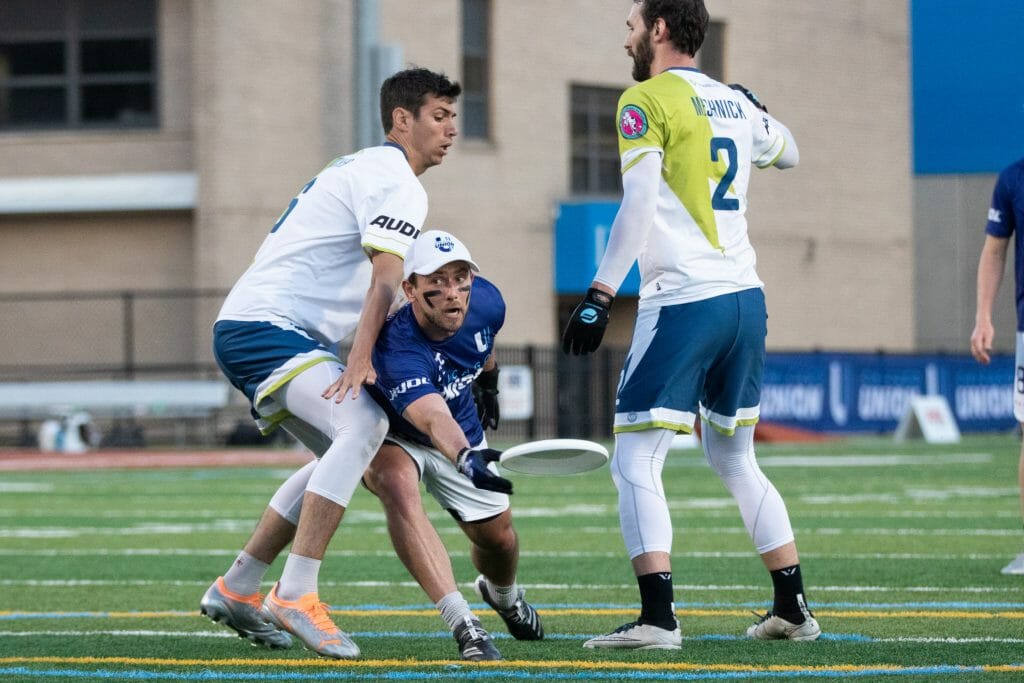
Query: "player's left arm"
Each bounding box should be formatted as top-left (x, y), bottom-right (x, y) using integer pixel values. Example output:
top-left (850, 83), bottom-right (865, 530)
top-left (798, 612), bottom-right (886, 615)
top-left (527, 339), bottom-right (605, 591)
top-left (473, 352), bottom-right (500, 430)
top-left (734, 84), bottom-right (799, 170)
top-left (765, 113), bottom-right (799, 169)
top-left (323, 249), bottom-right (404, 401)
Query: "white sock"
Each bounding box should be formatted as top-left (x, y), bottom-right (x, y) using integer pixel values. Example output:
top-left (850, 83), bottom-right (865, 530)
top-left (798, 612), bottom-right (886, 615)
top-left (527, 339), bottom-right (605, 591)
top-left (222, 551), bottom-right (270, 596)
top-left (436, 591), bottom-right (474, 632)
top-left (484, 577), bottom-right (519, 609)
top-left (276, 553), bottom-right (321, 600)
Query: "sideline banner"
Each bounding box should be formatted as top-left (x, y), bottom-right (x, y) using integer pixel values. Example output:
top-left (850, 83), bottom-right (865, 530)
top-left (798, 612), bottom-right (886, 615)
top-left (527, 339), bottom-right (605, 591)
top-left (761, 352), bottom-right (1015, 434)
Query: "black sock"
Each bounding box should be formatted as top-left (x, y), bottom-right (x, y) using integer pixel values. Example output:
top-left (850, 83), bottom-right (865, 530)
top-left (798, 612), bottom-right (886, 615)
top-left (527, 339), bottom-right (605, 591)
top-left (770, 564), bottom-right (809, 622)
top-left (637, 572), bottom-right (677, 630)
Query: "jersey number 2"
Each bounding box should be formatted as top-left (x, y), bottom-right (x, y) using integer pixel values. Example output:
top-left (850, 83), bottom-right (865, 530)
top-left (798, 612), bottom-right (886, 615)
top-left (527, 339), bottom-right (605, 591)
top-left (710, 137), bottom-right (739, 211)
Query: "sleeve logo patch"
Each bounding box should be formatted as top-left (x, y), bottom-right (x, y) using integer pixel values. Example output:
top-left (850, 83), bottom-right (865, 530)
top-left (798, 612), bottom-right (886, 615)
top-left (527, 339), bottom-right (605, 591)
top-left (619, 104), bottom-right (648, 139)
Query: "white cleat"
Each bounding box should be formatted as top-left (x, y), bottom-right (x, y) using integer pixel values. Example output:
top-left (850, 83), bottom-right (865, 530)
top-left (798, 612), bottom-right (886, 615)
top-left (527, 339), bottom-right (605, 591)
top-left (746, 612), bottom-right (821, 641)
top-left (1001, 552), bottom-right (1024, 575)
top-left (583, 621), bottom-right (681, 650)
top-left (747, 593), bottom-right (821, 641)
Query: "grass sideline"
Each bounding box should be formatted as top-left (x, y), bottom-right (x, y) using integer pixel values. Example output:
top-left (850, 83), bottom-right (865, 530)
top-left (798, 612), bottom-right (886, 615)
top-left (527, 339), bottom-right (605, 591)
top-left (1, 434), bottom-right (1023, 681)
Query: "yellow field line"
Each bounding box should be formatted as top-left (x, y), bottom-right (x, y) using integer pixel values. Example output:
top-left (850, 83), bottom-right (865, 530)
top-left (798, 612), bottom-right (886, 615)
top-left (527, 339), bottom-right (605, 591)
top-left (2, 656), bottom-right (1023, 674)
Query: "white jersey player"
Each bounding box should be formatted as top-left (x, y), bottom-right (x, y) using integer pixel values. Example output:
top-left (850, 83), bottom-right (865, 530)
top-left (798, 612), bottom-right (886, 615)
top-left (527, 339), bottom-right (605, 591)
top-left (199, 68), bottom-right (461, 660)
top-left (215, 144), bottom-right (427, 430)
top-left (562, 0), bottom-right (819, 650)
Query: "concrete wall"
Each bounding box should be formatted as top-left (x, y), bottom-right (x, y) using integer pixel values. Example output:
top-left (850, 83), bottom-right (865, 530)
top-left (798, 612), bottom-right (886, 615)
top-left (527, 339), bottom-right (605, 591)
top-left (0, 0), bottom-right (919, 365)
top-left (380, 0), bottom-right (915, 349)
top-left (914, 174), bottom-right (1015, 353)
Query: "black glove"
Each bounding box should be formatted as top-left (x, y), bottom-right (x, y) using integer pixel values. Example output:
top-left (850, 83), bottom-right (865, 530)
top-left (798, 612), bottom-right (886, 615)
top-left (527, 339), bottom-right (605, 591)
top-left (456, 448), bottom-right (513, 494)
top-left (561, 288), bottom-right (613, 355)
top-left (472, 367), bottom-right (500, 430)
top-left (728, 83), bottom-right (768, 113)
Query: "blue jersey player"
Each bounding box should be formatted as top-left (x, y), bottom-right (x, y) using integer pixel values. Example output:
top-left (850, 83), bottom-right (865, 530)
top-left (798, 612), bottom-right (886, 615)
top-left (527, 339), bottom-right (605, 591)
top-left (362, 230), bottom-right (544, 660)
top-left (970, 156), bottom-right (1024, 576)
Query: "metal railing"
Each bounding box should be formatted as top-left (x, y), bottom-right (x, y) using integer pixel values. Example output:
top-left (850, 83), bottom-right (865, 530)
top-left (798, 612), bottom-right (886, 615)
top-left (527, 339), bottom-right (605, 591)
top-left (0, 289), bottom-right (623, 446)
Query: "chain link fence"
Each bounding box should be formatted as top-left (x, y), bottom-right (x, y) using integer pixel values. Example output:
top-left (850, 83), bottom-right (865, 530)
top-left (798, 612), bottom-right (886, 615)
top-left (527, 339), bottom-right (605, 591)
top-left (0, 289), bottom-right (622, 447)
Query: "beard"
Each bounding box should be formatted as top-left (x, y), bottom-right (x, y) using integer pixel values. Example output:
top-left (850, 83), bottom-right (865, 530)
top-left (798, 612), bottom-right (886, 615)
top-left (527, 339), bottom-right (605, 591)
top-left (422, 305), bottom-right (465, 335)
top-left (631, 32), bottom-right (654, 82)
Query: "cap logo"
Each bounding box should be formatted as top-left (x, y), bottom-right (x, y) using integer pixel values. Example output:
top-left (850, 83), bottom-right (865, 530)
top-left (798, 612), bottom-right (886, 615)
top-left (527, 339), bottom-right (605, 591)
top-left (434, 234), bottom-right (456, 253)
top-left (619, 104), bottom-right (648, 139)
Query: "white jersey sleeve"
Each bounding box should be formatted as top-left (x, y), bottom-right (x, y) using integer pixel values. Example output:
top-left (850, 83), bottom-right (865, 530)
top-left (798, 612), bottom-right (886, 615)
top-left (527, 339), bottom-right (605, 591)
top-left (216, 144), bottom-right (427, 346)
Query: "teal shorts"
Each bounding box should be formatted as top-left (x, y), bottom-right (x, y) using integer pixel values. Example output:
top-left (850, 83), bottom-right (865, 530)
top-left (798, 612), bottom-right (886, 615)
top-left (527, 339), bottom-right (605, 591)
top-left (614, 288), bottom-right (766, 436)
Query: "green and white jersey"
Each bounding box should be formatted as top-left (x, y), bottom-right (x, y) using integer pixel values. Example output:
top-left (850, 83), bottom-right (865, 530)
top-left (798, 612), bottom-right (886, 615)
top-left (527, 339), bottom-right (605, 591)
top-left (616, 67), bottom-right (786, 305)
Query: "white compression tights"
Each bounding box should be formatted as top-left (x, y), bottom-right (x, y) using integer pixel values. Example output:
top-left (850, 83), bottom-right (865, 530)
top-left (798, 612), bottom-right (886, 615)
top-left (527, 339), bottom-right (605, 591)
top-left (265, 361), bottom-right (388, 516)
top-left (611, 429), bottom-right (675, 559)
top-left (613, 424), bottom-right (795, 559)
top-left (702, 423), bottom-right (794, 554)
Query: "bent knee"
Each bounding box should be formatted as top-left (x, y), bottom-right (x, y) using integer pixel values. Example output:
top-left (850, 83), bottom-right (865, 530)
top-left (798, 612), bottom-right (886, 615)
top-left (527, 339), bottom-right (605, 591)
top-left (363, 445), bottom-right (419, 503)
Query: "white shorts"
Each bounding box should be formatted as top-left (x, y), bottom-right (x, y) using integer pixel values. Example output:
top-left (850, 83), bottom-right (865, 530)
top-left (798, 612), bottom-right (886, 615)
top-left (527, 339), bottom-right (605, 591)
top-left (1014, 332), bottom-right (1024, 422)
top-left (384, 433), bottom-right (509, 523)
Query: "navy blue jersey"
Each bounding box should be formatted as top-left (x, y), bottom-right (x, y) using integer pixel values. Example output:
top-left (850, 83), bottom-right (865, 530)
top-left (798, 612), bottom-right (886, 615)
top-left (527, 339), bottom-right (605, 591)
top-left (985, 158), bottom-right (1024, 329)
top-left (369, 276), bottom-right (505, 447)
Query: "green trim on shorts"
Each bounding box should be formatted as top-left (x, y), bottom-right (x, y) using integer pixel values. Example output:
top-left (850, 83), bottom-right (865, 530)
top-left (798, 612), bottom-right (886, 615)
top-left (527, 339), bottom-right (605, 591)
top-left (614, 420), bottom-right (695, 434)
top-left (704, 416), bottom-right (760, 437)
top-left (254, 355), bottom-right (339, 434)
top-left (258, 409), bottom-right (291, 435)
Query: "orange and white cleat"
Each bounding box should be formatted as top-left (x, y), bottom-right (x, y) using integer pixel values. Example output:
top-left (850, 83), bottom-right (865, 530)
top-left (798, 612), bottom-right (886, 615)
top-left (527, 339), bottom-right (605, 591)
top-left (261, 583), bottom-right (360, 659)
top-left (200, 577), bottom-right (292, 649)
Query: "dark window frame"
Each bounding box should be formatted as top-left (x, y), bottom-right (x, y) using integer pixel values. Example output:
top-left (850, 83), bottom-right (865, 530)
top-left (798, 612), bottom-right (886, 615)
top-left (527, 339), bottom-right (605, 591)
top-left (0, 0), bottom-right (158, 131)
top-left (570, 84), bottom-right (622, 197)
top-left (461, 0), bottom-right (490, 140)
top-left (697, 20), bottom-right (726, 82)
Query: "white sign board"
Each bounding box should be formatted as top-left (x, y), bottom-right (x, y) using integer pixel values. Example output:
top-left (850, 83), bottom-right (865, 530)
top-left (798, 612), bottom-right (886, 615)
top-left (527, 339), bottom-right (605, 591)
top-left (894, 395), bottom-right (961, 444)
top-left (498, 365), bottom-right (534, 420)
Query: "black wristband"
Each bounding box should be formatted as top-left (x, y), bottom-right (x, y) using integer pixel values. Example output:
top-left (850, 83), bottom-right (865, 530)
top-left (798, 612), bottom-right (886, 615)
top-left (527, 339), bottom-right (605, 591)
top-left (585, 287), bottom-right (614, 309)
top-left (477, 366), bottom-right (499, 391)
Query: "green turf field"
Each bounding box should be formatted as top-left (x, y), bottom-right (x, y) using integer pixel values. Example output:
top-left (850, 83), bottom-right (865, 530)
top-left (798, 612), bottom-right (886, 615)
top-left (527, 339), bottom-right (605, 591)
top-left (2, 435), bottom-right (1023, 681)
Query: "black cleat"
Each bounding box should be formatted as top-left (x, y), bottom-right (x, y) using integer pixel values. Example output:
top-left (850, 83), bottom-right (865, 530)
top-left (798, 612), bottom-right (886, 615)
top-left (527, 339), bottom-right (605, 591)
top-left (474, 575), bottom-right (544, 640)
top-left (453, 616), bottom-right (502, 661)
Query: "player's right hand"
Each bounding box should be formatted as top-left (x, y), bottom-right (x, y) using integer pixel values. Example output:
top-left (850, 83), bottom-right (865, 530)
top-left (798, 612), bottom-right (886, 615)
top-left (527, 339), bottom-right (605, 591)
top-left (969, 321), bottom-right (994, 365)
top-left (323, 354), bottom-right (377, 402)
top-left (561, 288), bottom-right (613, 355)
top-left (456, 448), bottom-right (513, 494)
top-left (728, 83), bottom-right (768, 112)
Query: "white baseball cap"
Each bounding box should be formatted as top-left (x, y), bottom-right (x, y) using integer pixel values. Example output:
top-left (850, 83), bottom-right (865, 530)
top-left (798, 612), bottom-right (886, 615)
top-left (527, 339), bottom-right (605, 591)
top-left (403, 230), bottom-right (480, 280)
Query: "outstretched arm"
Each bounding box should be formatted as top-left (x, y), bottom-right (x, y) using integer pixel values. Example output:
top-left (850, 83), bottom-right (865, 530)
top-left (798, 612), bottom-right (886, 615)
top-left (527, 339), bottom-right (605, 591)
top-left (404, 393), bottom-right (512, 494)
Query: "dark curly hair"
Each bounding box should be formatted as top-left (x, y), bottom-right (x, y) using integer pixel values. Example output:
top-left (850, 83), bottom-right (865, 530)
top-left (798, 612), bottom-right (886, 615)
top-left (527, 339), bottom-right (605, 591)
top-left (634, 0), bottom-right (709, 57)
top-left (379, 68), bottom-right (462, 134)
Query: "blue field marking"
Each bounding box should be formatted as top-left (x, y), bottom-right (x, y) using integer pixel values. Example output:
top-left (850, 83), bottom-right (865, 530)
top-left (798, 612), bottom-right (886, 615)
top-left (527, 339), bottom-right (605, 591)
top-left (4, 665), bottom-right (1024, 681)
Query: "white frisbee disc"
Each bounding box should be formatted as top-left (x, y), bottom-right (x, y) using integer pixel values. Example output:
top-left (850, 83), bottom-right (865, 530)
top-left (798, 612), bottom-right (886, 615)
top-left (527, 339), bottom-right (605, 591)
top-left (498, 438), bottom-right (609, 475)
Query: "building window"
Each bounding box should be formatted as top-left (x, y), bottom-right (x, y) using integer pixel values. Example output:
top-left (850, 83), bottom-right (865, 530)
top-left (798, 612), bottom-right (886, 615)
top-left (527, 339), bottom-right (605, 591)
top-left (0, 0), bottom-right (157, 131)
top-left (571, 85), bottom-right (622, 196)
top-left (461, 0), bottom-right (490, 139)
top-left (697, 20), bottom-right (725, 82)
